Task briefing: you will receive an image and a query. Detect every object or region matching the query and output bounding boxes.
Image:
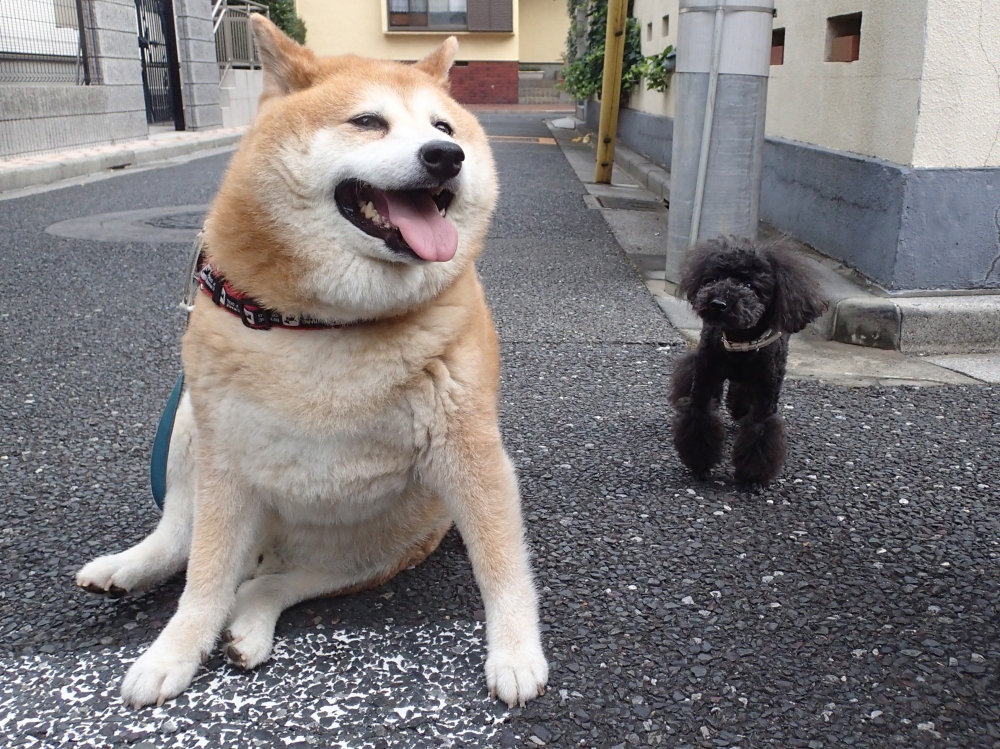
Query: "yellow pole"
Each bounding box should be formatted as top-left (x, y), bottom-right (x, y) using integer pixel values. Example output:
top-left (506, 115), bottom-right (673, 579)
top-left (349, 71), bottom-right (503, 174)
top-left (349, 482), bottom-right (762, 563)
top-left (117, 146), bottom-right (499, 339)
top-left (594, 0), bottom-right (629, 184)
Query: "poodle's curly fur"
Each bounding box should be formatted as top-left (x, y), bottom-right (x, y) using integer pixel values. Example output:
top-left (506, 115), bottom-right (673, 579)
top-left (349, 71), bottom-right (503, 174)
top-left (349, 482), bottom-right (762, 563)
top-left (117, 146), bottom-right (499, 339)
top-left (669, 236), bottom-right (828, 484)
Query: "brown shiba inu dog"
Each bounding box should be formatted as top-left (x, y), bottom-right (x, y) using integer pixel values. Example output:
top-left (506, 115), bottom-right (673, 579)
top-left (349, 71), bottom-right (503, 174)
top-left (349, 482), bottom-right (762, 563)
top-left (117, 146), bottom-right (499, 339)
top-left (77, 16), bottom-right (547, 709)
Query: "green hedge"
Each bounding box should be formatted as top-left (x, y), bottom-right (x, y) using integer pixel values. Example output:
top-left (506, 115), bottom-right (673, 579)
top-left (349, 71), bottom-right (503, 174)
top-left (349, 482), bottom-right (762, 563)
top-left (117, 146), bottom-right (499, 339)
top-left (264, 0), bottom-right (306, 44)
top-left (562, 0), bottom-right (674, 102)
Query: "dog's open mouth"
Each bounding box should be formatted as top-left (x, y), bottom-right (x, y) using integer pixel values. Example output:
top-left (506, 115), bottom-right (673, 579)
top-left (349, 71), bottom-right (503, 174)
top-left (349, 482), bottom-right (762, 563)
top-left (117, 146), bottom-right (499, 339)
top-left (335, 179), bottom-right (457, 262)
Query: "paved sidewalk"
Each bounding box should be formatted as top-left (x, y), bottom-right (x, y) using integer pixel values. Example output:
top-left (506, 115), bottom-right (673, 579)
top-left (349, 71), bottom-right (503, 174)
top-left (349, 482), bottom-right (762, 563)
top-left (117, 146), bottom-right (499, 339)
top-left (1, 113), bottom-right (999, 749)
top-left (549, 117), bottom-right (1000, 364)
top-left (467, 103), bottom-right (574, 113)
top-left (0, 127), bottom-right (246, 194)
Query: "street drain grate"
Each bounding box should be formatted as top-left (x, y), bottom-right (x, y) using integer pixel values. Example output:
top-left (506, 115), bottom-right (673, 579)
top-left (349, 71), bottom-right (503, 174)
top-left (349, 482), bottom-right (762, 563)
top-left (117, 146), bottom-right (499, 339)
top-left (144, 211), bottom-right (206, 230)
top-left (596, 196), bottom-right (665, 211)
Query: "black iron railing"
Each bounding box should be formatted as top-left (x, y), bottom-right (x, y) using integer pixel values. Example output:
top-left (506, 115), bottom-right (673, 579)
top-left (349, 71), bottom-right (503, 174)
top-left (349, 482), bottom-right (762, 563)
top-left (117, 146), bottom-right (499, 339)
top-left (0, 0), bottom-right (94, 84)
top-left (134, 0), bottom-right (184, 126)
top-left (213, 0), bottom-right (267, 78)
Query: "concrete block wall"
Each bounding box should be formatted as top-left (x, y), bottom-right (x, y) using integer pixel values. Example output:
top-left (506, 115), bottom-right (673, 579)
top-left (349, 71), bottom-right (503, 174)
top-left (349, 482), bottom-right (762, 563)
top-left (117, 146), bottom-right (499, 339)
top-left (173, 0), bottom-right (222, 129)
top-left (449, 61), bottom-right (519, 104)
top-left (219, 68), bottom-right (263, 127)
top-left (0, 0), bottom-right (148, 159)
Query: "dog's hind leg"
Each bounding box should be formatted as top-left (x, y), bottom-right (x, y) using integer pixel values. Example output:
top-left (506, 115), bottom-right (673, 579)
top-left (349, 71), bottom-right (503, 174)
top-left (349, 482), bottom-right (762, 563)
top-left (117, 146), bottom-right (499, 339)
top-left (76, 391), bottom-right (196, 596)
top-left (222, 569), bottom-right (350, 670)
top-left (224, 520), bottom-right (452, 670)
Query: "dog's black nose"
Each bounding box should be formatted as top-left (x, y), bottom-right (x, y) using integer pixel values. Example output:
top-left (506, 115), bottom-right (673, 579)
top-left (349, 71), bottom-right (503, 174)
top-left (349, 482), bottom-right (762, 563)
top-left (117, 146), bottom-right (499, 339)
top-left (419, 140), bottom-right (465, 181)
top-left (709, 299), bottom-right (728, 311)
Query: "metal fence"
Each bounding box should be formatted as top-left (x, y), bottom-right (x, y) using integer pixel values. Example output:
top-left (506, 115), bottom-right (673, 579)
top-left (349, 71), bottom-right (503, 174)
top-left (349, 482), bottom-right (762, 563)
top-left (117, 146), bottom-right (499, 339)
top-left (213, 0), bottom-right (267, 77)
top-left (0, 0), bottom-right (94, 84)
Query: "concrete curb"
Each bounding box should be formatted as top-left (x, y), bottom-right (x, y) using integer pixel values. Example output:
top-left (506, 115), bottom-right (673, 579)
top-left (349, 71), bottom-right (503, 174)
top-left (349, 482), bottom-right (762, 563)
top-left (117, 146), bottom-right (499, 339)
top-left (0, 129), bottom-right (245, 194)
top-left (614, 144), bottom-right (671, 203)
top-left (570, 118), bottom-right (1000, 355)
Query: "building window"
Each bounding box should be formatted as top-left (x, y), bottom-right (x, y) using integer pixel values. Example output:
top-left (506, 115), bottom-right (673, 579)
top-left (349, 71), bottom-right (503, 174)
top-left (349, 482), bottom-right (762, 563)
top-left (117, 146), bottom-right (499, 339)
top-left (826, 12), bottom-right (861, 62)
top-left (389, 0), bottom-right (468, 29)
top-left (388, 0), bottom-right (512, 32)
top-left (662, 14), bottom-right (669, 37)
top-left (770, 28), bottom-right (784, 65)
top-left (646, 22), bottom-right (652, 41)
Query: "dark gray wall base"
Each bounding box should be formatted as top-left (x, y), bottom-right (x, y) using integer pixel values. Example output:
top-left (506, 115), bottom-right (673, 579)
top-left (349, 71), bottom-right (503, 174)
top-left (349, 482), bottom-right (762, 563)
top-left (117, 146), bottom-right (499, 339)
top-left (0, 87), bottom-right (147, 160)
top-left (582, 101), bottom-right (674, 174)
top-left (584, 100), bottom-right (1000, 291)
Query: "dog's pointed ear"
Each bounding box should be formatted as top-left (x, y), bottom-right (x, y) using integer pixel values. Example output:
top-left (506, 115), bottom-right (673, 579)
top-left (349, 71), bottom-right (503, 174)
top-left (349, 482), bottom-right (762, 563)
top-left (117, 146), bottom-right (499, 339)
top-left (767, 247), bottom-right (828, 333)
top-left (252, 14), bottom-right (318, 101)
top-left (413, 37), bottom-right (459, 86)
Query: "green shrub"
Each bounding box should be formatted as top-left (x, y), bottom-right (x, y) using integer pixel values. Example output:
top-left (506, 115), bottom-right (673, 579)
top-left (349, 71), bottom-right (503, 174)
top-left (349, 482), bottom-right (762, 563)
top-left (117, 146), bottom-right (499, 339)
top-left (625, 44), bottom-right (675, 93)
top-left (562, 0), bottom-right (674, 101)
top-left (264, 0), bottom-right (306, 44)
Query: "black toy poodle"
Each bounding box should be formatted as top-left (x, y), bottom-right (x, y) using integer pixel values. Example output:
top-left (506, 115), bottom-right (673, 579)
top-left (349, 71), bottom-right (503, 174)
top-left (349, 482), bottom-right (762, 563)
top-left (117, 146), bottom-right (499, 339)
top-left (669, 236), bottom-right (828, 484)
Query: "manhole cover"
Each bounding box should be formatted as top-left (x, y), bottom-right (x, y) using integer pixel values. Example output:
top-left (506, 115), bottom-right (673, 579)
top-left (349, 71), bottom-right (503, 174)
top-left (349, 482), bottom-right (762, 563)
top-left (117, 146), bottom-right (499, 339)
top-left (596, 196), bottom-right (665, 212)
top-left (46, 204), bottom-right (209, 244)
top-left (143, 211), bottom-right (206, 230)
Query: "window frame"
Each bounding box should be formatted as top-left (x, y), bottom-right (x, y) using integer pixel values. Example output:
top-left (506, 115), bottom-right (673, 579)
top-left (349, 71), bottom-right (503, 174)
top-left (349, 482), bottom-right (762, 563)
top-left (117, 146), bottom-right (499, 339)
top-left (387, 0), bottom-right (469, 32)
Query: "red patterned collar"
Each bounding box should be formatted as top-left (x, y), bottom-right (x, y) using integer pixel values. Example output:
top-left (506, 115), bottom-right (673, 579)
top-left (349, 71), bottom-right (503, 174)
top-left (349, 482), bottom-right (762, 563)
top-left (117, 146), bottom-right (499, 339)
top-left (193, 252), bottom-right (346, 331)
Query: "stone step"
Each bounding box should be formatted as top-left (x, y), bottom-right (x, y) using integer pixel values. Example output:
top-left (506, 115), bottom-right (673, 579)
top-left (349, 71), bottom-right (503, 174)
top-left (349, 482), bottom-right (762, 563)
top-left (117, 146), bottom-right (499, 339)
top-left (517, 79), bottom-right (561, 90)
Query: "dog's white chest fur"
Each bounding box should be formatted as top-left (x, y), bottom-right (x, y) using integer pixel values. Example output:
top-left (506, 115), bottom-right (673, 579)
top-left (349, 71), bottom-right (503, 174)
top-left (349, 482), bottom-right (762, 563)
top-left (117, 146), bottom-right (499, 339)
top-left (195, 318), bottom-right (453, 525)
top-left (212, 389), bottom-right (429, 522)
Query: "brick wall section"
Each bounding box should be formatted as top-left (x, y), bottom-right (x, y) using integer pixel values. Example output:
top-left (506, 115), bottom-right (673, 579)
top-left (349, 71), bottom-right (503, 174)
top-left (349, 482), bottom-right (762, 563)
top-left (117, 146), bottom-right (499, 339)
top-left (448, 61), bottom-right (518, 105)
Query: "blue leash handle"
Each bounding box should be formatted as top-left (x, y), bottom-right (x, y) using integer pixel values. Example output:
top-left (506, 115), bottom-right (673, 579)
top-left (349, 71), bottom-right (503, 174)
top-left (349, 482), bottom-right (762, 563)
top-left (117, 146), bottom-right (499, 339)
top-left (150, 373), bottom-right (185, 511)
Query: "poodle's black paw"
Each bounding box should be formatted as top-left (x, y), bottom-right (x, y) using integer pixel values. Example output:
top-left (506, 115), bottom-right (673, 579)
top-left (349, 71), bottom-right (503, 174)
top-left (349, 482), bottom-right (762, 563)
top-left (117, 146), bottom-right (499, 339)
top-left (732, 413), bottom-right (787, 484)
top-left (673, 398), bottom-right (725, 476)
top-left (725, 382), bottom-right (752, 421)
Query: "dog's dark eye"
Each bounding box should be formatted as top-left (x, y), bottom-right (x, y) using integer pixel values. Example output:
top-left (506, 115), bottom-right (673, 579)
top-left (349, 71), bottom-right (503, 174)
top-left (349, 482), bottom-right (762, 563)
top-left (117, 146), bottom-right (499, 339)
top-left (703, 277), bottom-right (716, 285)
top-left (434, 120), bottom-right (454, 136)
top-left (350, 114), bottom-right (388, 131)
top-left (744, 282), bottom-right (753, 289)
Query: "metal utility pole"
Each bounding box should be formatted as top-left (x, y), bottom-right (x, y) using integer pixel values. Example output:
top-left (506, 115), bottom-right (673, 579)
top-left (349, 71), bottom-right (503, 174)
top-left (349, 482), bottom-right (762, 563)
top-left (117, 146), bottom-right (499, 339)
top-left (594, 0), bottom-right (629, 184)
top-left (664, 0), bottom-right (775, 280)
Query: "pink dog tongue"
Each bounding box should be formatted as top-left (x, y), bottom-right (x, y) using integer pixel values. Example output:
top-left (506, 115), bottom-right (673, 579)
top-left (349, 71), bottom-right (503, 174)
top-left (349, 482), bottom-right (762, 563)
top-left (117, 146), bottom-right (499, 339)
top-left (383, 191), bottom-right (458, 262)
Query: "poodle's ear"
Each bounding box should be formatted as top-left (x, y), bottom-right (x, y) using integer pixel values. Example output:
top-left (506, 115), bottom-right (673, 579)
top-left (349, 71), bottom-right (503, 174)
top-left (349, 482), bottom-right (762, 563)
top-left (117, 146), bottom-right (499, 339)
top-left (677, 239), bottom-right (723, 302)
top-left (766, 247), bottom-right (828, 333)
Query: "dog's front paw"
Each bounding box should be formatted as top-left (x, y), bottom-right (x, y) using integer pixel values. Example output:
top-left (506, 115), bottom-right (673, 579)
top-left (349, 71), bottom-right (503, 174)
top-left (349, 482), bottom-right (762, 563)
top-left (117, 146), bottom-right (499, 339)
top-left (77, 553), bottom-right (143, 597)
top-left (486, 641), bottom-right (548, 707)
top-left (673, 399), bottom-right (725, 476)
top-left (121, 642), bottom-right (202, 708)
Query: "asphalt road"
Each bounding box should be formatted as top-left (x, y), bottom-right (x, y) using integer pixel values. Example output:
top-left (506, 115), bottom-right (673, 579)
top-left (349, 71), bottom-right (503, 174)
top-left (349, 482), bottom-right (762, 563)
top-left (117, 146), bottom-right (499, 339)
top-left (2, 113), bottom-right (1000, 749)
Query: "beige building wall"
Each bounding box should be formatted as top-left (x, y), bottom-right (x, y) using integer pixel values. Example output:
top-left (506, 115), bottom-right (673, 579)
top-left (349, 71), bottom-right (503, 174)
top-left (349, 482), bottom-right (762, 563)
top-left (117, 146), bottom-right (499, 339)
top-left (911, 0), bottom-right (1000, 168)
top-left (297, 0), bottom-right (519, 61)
top-left (626, 0), bottom-right (1000, 169)
top-left (765, 0), bottom-right (927, 166)
top-left (629, 0), bottom-right (679, 117)
top-left (518, 0), bottom-right (571, 63)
